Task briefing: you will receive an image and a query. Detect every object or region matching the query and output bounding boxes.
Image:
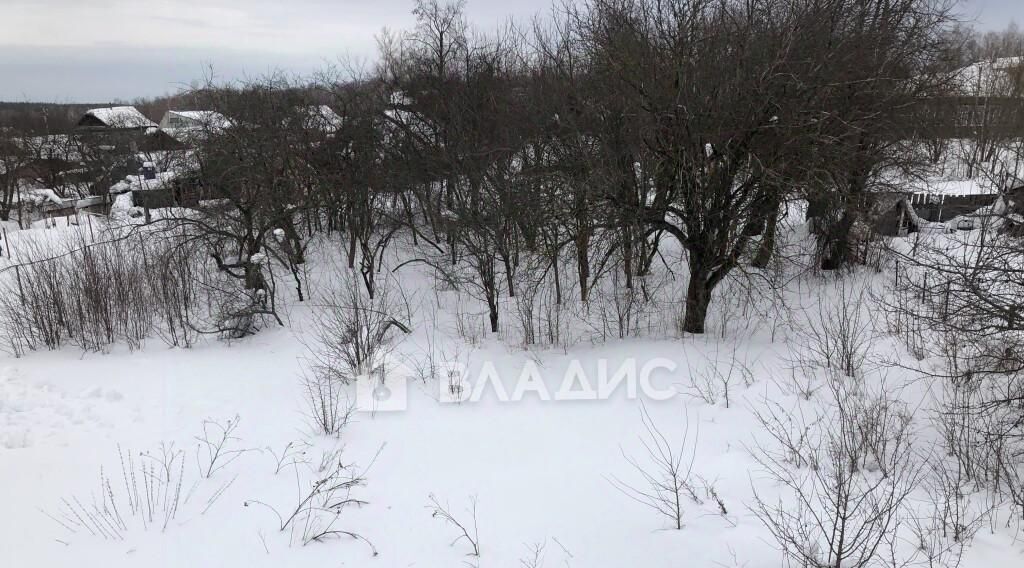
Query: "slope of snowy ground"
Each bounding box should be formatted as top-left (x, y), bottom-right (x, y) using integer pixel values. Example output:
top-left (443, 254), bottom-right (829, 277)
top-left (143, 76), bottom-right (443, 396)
top-left (1, 225), bottom-right (1023, 567)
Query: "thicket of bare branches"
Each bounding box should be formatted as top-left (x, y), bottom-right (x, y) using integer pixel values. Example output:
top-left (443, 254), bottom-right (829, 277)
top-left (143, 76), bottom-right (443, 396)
top-left (791, 277), bottom-right (877, 379)
top-left (302, 267), bottom-right (411, 433)
top-left (885, 222), bottom-right (1024, 523)
top-left (0, 229), bottom-right (282, 355)
top-left (752, 375), bottom-right (920, 568)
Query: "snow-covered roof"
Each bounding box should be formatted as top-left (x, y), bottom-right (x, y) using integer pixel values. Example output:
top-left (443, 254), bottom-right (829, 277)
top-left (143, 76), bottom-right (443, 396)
top-left (162, 110), bottom-right (232, 129)
top-left (922, 178), bottom-right (1001, 196)
top-left (303, 105), bottom-right (344, 132)
top-left (81, 106), bottom-right (158, 129)
top-left (949, 57), bottom-right (1023, 97)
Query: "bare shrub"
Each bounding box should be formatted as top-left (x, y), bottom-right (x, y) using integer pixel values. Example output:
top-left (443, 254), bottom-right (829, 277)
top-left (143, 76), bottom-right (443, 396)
top-left (610, 404), bottom-right (700, 530)
top-left (309, 271), bottom-right (411, 383)
top-left (0, 232), bottom-right (153, 354)
top-left (686, 348), bottom-right (754, 408)
top-left (516, 537), bottom-right (576, 568)
top-left (0, 228), bottom-right (270, 355)
top-left (588, 269), bottom-right (669, 342)
top-left (836, 379), bottom-right (915, 477)
top-left (404, 322), bottom-right (473, 403)
top-left (302, 367), bottom-right (354, 436)
top-left (703, 272), bottom-right (770, 340)
top-left (537, 285), bottom-right (576, 351)
top-left (511, 255), bottom-right (548, 346)
top-left (47, 445), bottom-right (185, 540)
top-left (266, 440), bottom-right (311, 475)
top-left (195, 415), bottom-right (249, 479)
top-left (775, 366), bottom-right (825, 401)
top-left (147, 244), bottom-right (202, 348)
top-left (791, 277), bottom-right (875, 378)
top-left (904, 453), bottom-right (987, 568)
top-left (751, 375), bottom-right (919, 568)
top-left (304, 270), bottom-right (410, 434)
top-left (246, 447), bottom-right (378, 551)
top-left (886, 227), bottom-right (1024, 523)
top-left (751, 396), bottom-right (825, 471)
top-left (508, 254), bottom-right (585, 350)
top-left (45, 437), bottom-right (236, 543)
top-left (519, 540), bottom-right (546, 568)
top-left (428, 493), bottom-right (481, 561)
top-left (906, 510), bottom-right (967, 568)
top-left (454, 297), bottom-right (488, 346)
top-left (932, 373), bottom-right (1024, 522)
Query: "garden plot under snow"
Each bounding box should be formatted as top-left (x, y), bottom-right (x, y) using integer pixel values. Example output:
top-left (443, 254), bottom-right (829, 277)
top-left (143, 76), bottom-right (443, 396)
top-left (0, 214), bottom-right (1022, 568)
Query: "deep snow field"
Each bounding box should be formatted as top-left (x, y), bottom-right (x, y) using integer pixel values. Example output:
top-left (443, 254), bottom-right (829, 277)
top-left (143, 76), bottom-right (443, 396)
top-left (1, 217), bottom-right (1023, 568)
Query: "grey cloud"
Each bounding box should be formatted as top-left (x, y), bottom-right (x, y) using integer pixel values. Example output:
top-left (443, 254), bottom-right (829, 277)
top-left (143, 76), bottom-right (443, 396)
top-left (0, 0), bottom-right (1017, 102)
top-left (0, 45), bottom-right (328, 102)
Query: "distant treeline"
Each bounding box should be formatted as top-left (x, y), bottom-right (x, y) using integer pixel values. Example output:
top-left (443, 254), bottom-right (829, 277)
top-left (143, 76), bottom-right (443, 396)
top-left (0, 102), bottom-right (107, 132)
top-left (0, 91), bottom-right (210, 132)
top-left (0, 84), bottom-right (338, 133)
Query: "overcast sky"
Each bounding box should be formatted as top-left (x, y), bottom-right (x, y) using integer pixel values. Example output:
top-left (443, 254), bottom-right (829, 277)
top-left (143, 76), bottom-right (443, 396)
top-left (0, 0), bottom-right (1019, 103)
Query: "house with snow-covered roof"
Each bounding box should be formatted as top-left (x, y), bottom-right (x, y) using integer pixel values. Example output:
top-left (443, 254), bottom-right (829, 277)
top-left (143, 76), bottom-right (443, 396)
top-left (302, 105), bottom-right (344, 133)
top-left (159, 110), bottom-right (232, 130)
top-left (108, 161), bottom-right (203, 211)
top-left (919, 57), bottom-right (1024, 138)
top-left (77, 106), bottom-right (158, 131)
top-left (158, 110), bottom-right (232, 147)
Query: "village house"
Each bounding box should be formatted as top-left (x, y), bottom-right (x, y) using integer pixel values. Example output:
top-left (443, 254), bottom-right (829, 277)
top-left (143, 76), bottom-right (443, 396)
top-left (76, 106), bottom-right (157, 131)
top-left (158, 110), bottom-right (232, 130)
top-left (157, 110), bottom-right (232, 147)
top-left (108, 162), bottom-right (202, 213)
top-left (302, 105), bottom-right (344, 133)
top-left (917, 57), bottom-right (1024, 139)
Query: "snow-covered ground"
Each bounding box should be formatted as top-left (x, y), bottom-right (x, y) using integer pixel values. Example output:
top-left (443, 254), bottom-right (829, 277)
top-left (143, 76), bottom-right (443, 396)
top-left (1, 219), bottom-right (1023, 568)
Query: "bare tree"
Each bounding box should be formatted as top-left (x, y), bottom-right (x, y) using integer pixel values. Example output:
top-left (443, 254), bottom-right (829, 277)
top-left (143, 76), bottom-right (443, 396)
top-left (610, 404), bottom-right (699, 530)
top-left (563, 0), bottom-right (954, 332)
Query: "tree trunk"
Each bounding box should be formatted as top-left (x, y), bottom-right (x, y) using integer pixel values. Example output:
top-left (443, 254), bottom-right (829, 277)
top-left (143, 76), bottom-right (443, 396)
top-left (552, 252), bottom-right (562, 305)
top-left (480, 256), bottom-right (499, 333)
top-left (821, 210), bottom-right (855, 271)
top-left (486, 289), bottom-right (499, 333)
top-left (622, 225), bottom-right (634, 290)
top-left (682, 268), bottom-right (712, 334)
top-left (281, 219), bottom-right (305, 264)
top-left (244, 262), bottom-right (265, 291)
top-left (360, 243), bottom-right (376, 299)
top-left (503, 254), bottom-right (515, 297)
top-left (752, 207), bottom-right (779, 268)
top-left (347, 231), bottom-right (357, 269)
top-left (577, 228), bottom-right (591, 302)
